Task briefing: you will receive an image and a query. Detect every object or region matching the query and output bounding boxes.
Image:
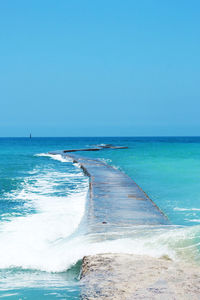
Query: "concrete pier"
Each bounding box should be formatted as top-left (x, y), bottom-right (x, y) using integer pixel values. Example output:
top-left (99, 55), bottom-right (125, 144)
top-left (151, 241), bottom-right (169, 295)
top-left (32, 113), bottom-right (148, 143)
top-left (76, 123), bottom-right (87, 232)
top-left (80, 253), bottom-right (200, 300)
top-left (50, 151), bottom-right (200, 299)
top-left (61, 153), bottom-right (168, 232)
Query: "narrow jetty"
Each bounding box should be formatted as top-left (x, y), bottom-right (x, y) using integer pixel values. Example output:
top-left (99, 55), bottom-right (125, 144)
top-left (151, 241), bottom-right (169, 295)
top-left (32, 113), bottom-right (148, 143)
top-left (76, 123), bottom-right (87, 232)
top-left (62, 145), bottom-right (128, 153)
top-left (61, 152), bottom-right (168, 232)
top-left (50, 151), bottom-right (200, 299)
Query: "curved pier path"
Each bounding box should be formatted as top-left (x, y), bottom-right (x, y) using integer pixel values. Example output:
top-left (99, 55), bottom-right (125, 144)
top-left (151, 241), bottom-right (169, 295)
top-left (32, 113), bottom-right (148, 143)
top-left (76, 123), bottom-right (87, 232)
top-left (61, 152), bottom-right (168, 230)
top-left (50, 151), bottom-right (200, 299)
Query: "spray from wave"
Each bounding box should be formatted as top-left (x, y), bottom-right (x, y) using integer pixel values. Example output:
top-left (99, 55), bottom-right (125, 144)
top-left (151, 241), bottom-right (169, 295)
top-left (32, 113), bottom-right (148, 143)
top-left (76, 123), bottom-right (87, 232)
top-left (35, 153), bottom-right (73, 163)
top-left (0, 153), bottom-right (200, 273)
top-left (0, 155), bottom-right (88, 272)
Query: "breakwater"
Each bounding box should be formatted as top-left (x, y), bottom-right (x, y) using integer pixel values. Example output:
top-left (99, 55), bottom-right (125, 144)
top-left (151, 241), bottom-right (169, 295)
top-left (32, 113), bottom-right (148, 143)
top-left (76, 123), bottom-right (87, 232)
top-left (50, 151), bottom-right (200, 299)
top-left (60, 152), bottom-right (168, 231)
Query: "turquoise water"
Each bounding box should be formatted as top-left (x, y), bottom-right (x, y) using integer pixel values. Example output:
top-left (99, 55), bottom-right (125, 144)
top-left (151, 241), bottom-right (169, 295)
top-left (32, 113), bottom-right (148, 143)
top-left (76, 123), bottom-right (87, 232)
top-left (0, 137), bottom-right (200, 299)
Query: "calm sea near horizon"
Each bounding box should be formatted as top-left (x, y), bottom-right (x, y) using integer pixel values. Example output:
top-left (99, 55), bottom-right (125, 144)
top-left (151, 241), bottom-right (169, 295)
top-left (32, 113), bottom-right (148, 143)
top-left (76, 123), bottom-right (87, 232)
top-left (0, 137), bottom-right (200, 299)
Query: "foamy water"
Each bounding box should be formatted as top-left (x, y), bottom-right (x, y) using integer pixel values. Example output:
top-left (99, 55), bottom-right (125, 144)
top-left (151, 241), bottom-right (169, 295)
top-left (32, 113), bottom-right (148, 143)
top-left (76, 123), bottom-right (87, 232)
top-left (0, 154), bottom-right (88, 272)
top-left (35, 152), bottom-right (73, 163)
top-left (1, 138), bottom-right (200, 299)
top-left (0, 153), bottom-right (199, 276)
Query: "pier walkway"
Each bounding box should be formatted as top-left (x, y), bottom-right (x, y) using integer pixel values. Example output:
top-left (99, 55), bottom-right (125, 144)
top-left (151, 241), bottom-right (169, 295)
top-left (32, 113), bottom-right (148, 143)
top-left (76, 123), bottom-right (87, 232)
top-left (49, 151), bottom-right (178, 299)
top-left (59, 152), bottom-right (169, 230)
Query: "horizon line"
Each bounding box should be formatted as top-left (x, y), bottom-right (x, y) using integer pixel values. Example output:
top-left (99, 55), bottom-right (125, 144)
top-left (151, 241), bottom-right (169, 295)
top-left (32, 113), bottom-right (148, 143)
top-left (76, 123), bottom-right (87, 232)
top-left (1, 136), bottom-right (200, 138)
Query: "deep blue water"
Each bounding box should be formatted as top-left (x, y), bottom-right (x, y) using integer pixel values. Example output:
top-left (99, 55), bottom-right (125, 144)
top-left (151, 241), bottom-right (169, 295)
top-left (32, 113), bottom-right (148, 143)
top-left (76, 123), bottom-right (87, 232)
top-left (0, 137), bottom-right (200, 299)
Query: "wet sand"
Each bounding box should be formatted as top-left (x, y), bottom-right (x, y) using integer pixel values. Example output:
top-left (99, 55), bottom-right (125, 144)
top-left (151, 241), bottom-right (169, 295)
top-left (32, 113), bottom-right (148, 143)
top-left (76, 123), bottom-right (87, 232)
top-left (80, 253), bottom-right (200, 300)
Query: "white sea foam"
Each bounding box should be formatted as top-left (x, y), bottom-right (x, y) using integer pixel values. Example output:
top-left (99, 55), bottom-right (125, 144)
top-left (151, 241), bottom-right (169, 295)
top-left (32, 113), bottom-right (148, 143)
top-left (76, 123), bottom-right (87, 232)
top-left (74, 162), bottom-right (81, 168)
top-left (35, 153), bottom-right (72, 163)
top-left (0, 161), bottom-right (89, 272)
top-left (0, 293), bottom-right (19, 298)
top-left (188, 219), bottom-right (200, 223)
top-left (174, 207), bottom-right (200, 212)
top-left (24, 223), bottom-right (199, 272)
top-left (99, 158), bottom-right (112, 164)
top-left (1, 154), bottom-right (200, 273)
top-left (1, 203), bottom-right (199, 272)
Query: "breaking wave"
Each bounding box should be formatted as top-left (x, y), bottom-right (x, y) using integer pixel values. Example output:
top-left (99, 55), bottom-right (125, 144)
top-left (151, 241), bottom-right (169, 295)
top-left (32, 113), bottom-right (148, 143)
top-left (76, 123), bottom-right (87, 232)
top-left (0, 153), bottom-right (200, 274)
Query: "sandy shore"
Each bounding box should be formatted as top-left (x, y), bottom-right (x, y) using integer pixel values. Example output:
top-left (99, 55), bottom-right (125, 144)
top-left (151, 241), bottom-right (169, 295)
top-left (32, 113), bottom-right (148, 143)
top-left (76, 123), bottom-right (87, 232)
top-left (80, 253), bottom-right (200, 300)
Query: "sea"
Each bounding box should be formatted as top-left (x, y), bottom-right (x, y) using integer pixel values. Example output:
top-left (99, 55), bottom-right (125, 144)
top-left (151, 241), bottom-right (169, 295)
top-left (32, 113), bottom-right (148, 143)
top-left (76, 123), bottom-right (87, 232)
top-left (0, 137), bottom-right (200, 299)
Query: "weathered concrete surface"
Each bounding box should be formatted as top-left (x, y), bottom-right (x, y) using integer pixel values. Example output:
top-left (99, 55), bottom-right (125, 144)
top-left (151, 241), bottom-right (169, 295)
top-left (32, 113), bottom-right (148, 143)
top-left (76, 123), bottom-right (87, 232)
top-left (80, 253), bottom-right (200, 300)
top-left (51, 151), bottom-right (174, 299)
top-left (60, 154), bottom-right (200, 299)
top-left (62, 153), bottom-right (168, 233)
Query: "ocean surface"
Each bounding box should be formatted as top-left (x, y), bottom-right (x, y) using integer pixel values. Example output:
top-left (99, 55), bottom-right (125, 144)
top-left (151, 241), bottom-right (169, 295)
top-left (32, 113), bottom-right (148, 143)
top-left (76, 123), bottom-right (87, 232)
top-left (0, 137), bottom-right (200, 299)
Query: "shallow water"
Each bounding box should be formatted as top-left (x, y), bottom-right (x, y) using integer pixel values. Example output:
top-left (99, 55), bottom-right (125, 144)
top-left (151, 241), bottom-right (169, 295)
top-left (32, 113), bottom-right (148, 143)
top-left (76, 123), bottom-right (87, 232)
top-left (0, 137), bottom-right (200, 298)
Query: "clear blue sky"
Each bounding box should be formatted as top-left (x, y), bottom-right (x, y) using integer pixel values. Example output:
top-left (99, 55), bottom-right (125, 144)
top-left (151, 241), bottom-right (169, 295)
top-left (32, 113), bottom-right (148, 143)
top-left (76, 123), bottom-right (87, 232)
top-left (0, 0), bottom-right (200, 137)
